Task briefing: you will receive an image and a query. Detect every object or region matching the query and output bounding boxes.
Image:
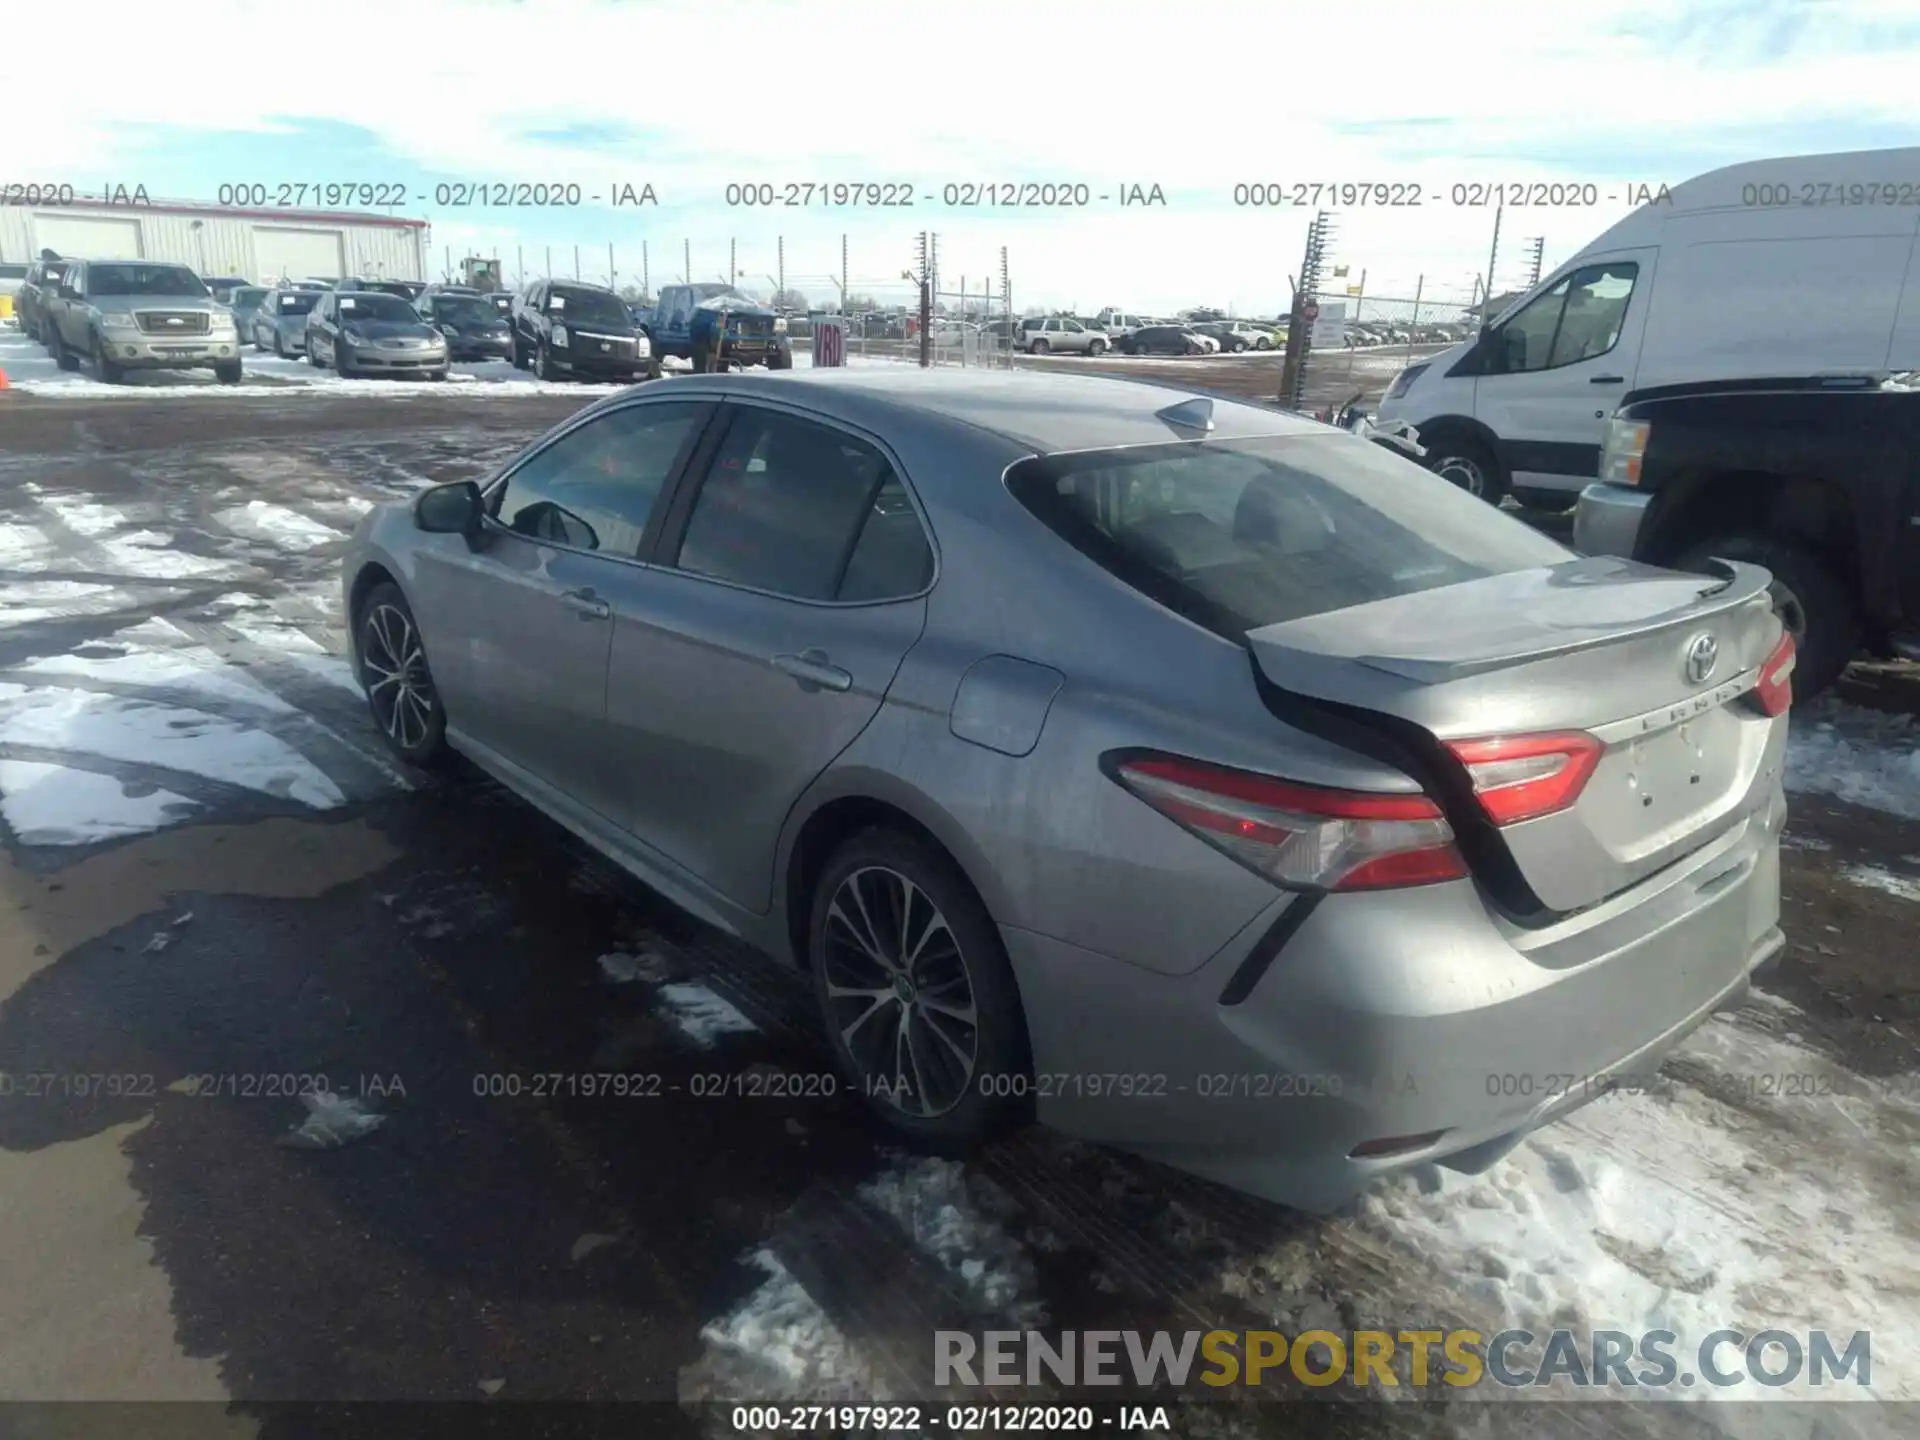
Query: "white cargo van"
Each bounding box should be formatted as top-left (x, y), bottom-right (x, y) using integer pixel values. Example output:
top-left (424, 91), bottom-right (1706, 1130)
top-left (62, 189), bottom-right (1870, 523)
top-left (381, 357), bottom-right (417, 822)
top-left (1373, 147), bottom-right (1920, 507)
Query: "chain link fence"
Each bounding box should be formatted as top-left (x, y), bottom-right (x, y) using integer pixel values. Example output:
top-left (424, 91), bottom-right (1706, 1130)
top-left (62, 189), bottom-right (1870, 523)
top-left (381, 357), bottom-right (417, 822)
top-left (1296, 284), bottom-right (1482, 406)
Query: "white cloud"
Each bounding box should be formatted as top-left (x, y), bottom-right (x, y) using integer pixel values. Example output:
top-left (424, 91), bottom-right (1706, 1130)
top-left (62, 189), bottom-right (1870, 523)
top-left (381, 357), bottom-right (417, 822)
top-left (15, 0), bottom-right (1918, 311)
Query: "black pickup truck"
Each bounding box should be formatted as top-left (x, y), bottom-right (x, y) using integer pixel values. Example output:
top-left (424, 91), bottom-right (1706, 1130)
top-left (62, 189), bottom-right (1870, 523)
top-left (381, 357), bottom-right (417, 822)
top-left (1573, 374), bottom-right (1920, 701)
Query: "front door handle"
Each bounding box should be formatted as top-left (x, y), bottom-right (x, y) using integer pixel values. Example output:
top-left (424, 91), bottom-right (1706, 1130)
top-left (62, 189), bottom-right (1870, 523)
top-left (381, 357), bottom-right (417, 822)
top-left (772, 649), bottom-right (853, 693)
top-left (561, 588), bottom-right (610, 620)
top-left (1590, 374), bottom-right (1624, 384)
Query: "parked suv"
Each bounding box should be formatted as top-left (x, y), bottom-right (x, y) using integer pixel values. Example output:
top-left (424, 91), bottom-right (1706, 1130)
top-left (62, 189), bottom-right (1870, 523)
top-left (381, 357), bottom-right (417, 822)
top-left (1021, 316), bottom-right (1109, 356)
top-left (44, 260), bottom-right (244, 383)
top-left (510, 279), bottom-right (656, 383)
top-left (15, 258), bottom-right (71, 343)
top-left (1093, 309), bottom-right (1151, 338)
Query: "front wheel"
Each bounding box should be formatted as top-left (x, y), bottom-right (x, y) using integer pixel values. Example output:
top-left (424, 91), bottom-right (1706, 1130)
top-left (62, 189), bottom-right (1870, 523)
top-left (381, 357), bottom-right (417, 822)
top-left (1423, 434), bottom-right (1506, 506)
top-left (809, 828), bottom-right (1033, 1151)
top-left (1088, 338), bottom-right (1107, 356)
top-left (1674, 535), bottom-right (1858, 704)
top-left (214, 360), bottom-right (242, 384)
top-left (92, 335), bottom-right (126, 384)
top-left (356, 582), bottom-right (449, 767)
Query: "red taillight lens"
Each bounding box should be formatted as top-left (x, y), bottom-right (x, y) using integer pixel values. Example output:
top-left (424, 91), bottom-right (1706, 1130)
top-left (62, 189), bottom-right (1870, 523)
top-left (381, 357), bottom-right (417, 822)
top-left (1110, 754), bottom-right (1468, 892)
top-left (1445, 731), bottom-right (1604, 826)
top-left (1755, 632), bottom-right (1795, 717)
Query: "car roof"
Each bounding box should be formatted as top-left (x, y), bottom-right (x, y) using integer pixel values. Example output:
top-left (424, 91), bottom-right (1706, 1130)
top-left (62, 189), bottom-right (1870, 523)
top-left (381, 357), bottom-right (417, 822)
top-left (642, 368), bottom-right (1325, 454)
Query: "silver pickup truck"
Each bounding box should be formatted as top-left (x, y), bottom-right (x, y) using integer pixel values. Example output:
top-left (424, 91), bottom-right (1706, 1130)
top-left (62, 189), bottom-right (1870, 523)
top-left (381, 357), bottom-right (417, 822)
top-left (43, 260), bottom-right (244, 383)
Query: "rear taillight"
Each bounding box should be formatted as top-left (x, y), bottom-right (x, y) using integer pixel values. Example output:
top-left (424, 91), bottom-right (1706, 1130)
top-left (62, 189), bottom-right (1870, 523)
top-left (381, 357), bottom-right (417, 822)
top-left (1754, 632), bottom-right (1795, 717)
top-left (1446, 732), bottom-right (1604, 826)
top-left (1109, 754), bottom-right (1468, 892)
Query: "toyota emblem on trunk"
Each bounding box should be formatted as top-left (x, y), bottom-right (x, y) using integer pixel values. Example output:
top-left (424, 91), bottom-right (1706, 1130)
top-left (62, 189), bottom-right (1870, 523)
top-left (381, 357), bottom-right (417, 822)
top-left (1684, 632), bottom-right (1719, 685)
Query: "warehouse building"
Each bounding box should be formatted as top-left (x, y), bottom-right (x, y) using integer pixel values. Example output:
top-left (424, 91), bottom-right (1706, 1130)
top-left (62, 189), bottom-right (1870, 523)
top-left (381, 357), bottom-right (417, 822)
top-left (0, 196), bottom-right (429, 284)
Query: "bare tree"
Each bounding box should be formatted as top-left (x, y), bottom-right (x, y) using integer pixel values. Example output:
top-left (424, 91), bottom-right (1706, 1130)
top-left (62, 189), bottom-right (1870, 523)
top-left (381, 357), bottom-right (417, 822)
top-left (772, 286), bottom-right (809, 312)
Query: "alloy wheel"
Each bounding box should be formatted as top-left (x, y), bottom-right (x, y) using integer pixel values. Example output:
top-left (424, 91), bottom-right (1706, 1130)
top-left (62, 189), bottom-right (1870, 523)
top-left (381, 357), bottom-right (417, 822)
top-left (821, 865), bottom-right (980, 1118)
top-left (362, 602), bottom-right (436, 751)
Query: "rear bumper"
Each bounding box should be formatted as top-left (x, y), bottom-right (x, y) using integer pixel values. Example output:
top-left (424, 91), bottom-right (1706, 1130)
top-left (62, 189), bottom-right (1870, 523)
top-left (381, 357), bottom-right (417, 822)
top-left (1002, 785), bottom-right (1785, 1213)
top-left (1573, 481), bottom-right (1653, 559)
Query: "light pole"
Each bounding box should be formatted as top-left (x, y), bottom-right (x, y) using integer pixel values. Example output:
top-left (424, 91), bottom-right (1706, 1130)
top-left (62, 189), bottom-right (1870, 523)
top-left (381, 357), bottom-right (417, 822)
top-left (191, 219), bottom-right (207, 275)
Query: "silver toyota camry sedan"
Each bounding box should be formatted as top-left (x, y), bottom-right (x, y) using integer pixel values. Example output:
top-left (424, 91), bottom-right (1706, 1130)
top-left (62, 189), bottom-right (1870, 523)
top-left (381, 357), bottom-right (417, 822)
top-left (340, 368), bottom-right (1792, 1211)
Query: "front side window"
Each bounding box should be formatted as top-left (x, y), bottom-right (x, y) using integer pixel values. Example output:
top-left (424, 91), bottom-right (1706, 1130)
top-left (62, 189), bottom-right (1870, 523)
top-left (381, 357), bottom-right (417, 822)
top-left (492, 402), bottom-right (707, 557)
top-left (1007, 434), bottom-right (1569, 640)
top-left (1493, 262), bottom-right (1638, 374)
top-left (674, 408), bottom-right (926, 602)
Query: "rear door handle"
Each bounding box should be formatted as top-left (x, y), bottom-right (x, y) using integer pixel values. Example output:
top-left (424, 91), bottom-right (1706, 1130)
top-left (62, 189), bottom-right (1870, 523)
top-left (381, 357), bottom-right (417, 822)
top-left (772, 649), bottom-right (853, 692)
top-left (561, 588), bottom-right (610, 620)
top-left (1590, 374), bottom-right (1624, 384)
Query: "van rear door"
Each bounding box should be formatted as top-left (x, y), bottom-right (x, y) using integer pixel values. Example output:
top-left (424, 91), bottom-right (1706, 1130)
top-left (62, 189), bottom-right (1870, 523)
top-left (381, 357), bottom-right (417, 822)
top-left (1470, 249), bottom-right (1659, 500)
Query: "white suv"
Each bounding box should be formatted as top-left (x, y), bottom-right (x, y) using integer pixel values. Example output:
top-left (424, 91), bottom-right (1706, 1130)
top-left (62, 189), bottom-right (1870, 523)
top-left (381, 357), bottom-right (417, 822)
top-left (1020, 316), bottom-right (1109, 356)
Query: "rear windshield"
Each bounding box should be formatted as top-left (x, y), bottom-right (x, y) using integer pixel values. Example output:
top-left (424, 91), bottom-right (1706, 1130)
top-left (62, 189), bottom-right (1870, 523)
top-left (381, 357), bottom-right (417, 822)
top-left (88, 264), bottom-right (208, 297)
top-left (275, 292), bottom-right (318, 314)
top-left (1006, 435), bottom-right (1570, 639)
top-left (232, 287), bottom-right (269, 307)
top-left (432, 296), bottom-right (501, 324)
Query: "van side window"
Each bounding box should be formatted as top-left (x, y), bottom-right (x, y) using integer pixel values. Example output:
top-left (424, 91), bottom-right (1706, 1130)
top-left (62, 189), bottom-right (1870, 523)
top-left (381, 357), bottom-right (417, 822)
top-left (1495, 263), bottom-right (1639, 373)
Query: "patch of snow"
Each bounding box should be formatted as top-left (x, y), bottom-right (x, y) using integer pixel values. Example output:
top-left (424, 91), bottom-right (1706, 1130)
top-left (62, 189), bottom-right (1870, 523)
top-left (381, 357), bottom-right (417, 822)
top-left (278, 650), bottom-right (363, 696)
top-left (1352, 1010), bottom-right (1920, 1403)
top-left (32, 492), bottom-right (126, 537)
top-left (0, 760), bottom-right (200, 845)
top-left (860, 1158), bottom-right (1043, 1323)
top-left (209, 592), bottom-right (269, 610)
top-left (98, 540), bottom-right (244, 579)
top-left (113, 616), bottom-right (194, 647)
top-left (598, 950), bottom-right (676, 985)
top-left (277, 1091), bottom-right (385, 1149)
top-left (682, 1249), bottom-right (884, 1402)
top-left (1838, 862), bottom-right (1920, 904)
top-left (6, 644), bottom-right (298, 715)
top-left (0, 524), bottom-right (52, 572)
top-left (215, 501), bottom-right (347, 552)
top-left (0, 682), bottom-right (344, 809)
top-left (225, 619), bottom-right (328, 655)
top-left (655, 982), bottom-right (758, 1046)
top-left (1779, 832), bottom-right (1833, 853)
top-left (1787, 699), bottom-right (1920, 821)
top-left (0, 580), bottom-right (129, 627)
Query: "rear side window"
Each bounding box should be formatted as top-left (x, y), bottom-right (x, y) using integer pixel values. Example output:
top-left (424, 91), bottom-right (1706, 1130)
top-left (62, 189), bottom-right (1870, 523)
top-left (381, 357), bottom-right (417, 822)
top-left (674, 408), bottom-right (930, 602)
top-left (1006, 435), bottom-right (1569, 639)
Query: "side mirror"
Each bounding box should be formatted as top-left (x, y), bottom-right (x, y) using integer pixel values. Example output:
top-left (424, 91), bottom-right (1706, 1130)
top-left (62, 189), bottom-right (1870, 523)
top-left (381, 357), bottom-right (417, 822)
top-left (415, 480), bottom-right (486, 548)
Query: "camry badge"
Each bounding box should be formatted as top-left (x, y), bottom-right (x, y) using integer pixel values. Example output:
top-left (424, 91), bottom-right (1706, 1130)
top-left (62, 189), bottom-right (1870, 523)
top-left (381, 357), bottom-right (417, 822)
top-left (1683, 632), bottom-right (1718, 686)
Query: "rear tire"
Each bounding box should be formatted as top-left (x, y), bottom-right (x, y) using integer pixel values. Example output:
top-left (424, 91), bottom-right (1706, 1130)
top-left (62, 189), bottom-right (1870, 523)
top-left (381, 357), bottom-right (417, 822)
top-left (1029, 338), bottom-right (1050, 355)
top-left (52, 329), bottom-right (80, 371)
top-left (808, 827), bottom-right (1032, 1152)
top-left (1674, 535), bottom-right (1858, 704)
top-left (355, 582), bottom-right (450, 768)
top-left (1423, 433), bottom-right (1506, 506)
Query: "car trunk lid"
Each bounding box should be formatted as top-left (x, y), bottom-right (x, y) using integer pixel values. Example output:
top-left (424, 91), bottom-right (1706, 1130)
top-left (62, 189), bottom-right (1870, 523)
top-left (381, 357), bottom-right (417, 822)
top-left (1245, 554), bottom-right (1788, 913)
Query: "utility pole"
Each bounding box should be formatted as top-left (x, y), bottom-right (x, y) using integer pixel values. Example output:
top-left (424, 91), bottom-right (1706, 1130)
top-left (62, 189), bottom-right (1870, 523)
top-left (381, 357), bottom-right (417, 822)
top-left (573, 245), bottom-right (580, 281)
top-left (841, 234), bottom-right (849, 314)
top-left (684, 238), bottom-right (691, 285)
top-left (642, 241), bottom-right (649, 298)
top-left (777, 235), bottom-right (785, 305)
top-left (1278, 211), bottom-right (1333, 409)
top-left (1000, 246), bottom-right (1011, 369)
top-left (1483, 206), bottom-right (1504, 320)
top-left (545, 246), bottom-right (552, 278)
top-left (915, 232), bottom-right (933, 368)
top-left (516, 245), bottom-right (523, 289)
top-left (730, 237), bottom-right (737, 286)
top-left (1524, 236), bottom-right (1546, 289)
top-left (608, 241), bottom-right (616, 291)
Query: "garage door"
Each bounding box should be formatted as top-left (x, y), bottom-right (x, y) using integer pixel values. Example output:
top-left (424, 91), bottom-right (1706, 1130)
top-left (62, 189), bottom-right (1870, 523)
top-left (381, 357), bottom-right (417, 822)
top-left (252, 226), bottom-right (346, 284)
top-left (33, 213), bottom-right (144, 259)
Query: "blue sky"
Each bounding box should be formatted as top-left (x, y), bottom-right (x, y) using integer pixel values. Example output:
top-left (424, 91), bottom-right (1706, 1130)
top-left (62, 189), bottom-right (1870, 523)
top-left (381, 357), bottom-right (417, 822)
top-left (19, 0), bottom-right (1920, 314)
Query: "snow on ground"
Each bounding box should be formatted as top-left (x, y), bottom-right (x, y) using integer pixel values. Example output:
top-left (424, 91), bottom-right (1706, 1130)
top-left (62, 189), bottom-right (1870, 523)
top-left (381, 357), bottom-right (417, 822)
top-left (654, 983), bottom-right (759, 1047)
top-left (0, 681), bottom-right (345, 811)
top-left (1786, 697), bottom-right (1920, 820)
top-left (0, 580), bottom-right (131, 627)
top-left (1347, 1007), bottom-right (1920, 1410)
top-left (5, 640), bottom-right (300, 716)
top-left (0, 759), bottom-right (201, 845)
top-left (214, 500), bottom-right (348, 552)
top-left (1837, 861), bottom-right (1920, 903)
